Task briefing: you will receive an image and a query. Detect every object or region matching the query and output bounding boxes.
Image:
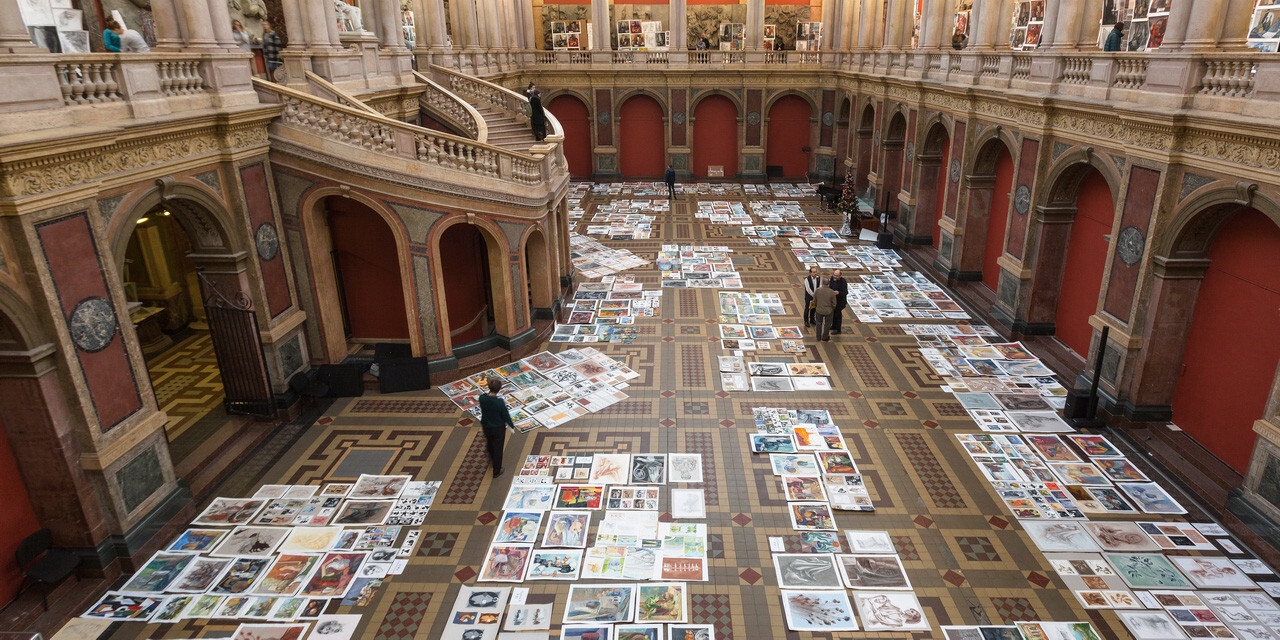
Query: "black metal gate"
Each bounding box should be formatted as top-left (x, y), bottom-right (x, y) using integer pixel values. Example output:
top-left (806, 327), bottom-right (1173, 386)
top-left (200, 273), bottom-right (276, 418)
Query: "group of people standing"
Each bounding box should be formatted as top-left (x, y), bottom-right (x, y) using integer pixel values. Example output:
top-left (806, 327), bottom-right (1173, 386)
top-left (802, 267), bottom-right (849, 342)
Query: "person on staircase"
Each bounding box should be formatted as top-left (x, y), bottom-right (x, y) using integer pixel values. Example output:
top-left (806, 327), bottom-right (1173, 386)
top-left (529, 89), bottom-right (547, 142)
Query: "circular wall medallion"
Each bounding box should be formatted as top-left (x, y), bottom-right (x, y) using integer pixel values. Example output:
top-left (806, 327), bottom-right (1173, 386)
top-left (1116, 225), bottom-right (1146, 266)
top-left (746, 111), bottom-right (760, 126)
top-left (1013, 184), bottom-right (1031, 215)
top-left (905, 142), bottom-right (915, 162)
top-left (822, 111), bottom-right (834, 127)
top-left (596, 111), bottom-right (611, 126)
top-left (672, 111), bottom-right (686, 125)
top-left (255, 223), bottom-right (280, 261)
top-left (68, 296), bottom-right (117, 353)
top-left (949, 158), bottom-right (961, 183)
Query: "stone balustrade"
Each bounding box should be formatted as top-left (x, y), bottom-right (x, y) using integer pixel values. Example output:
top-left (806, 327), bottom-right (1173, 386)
top-left (433, 63), bottom-right (535, 127)
top-left (55, 59), bottom-right (123, 105)
top-left (415, 71), bottom-right (486, 141)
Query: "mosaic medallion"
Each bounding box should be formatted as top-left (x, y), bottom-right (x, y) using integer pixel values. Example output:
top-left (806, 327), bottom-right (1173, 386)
top-left (673, 111), bottom-right (686, 125)
top-left (822, 111), bottom-right (834, 127)
top-left (1013, 184), bottom-right (1031, 215)
top-left (905, 142), bottom-right (915, 162)
top-left (68, 296), bottom-right (117, 353)
top-left (747, 111), bottom-right (760, 126)
top-left (1116, 225), bottom-right (1145, 266)
top-left (950, 158), bottom-right (961, 183)
top-left (255, 222), bottom-right (280, 261)
top-left (597, 111), bottom-right (611, 125)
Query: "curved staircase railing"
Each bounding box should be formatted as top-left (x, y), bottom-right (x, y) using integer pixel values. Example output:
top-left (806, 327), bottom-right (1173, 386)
top-left (430, 64), bottom-right (564, 141)
top-left (411, 70), bottom-right (488, 142)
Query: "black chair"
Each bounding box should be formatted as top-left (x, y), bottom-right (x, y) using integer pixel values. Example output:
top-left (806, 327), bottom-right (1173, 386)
top-left (16, 529), bottom-right (79, 611)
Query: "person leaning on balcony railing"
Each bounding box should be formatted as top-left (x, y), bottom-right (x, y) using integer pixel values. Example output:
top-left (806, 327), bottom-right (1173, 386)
top-left (103, 19), bottom-right (121, 52)
top-left (1104, 22), bottom-right (1125, 52)
top-left (109, 21), bottom-right (150, 53)
top-left (951, 30), bottom-right (967, 50)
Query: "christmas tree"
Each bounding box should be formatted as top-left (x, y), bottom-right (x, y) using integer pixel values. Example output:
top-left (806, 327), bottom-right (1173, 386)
top-left (836, 170), bottom-right (860, 235)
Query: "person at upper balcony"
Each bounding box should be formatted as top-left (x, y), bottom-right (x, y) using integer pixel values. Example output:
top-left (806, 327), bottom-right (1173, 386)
top-left (1103, 22), bottom-right (1125, 52)
top-left (951, 30), bottom-right (967, 50)
top-left (103, 19), bottom-right (121, 52)
top-left (232, 20), bottom-right (252, 52)
top-left (109, 21), bottom-right (150, 53)
top-left (529, 89), bottom-right (547, 142)
top-left (696, 36), bottom-right (710, 51)
top-left (263, 19), bottom-right (284, 81)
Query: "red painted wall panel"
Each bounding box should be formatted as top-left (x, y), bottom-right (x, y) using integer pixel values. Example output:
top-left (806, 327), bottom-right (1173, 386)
top-left (0, 420), bottom-right (41, 603)
top-left (1172, 208), bottom-right (1280, 473)
top-left (36, 213), bottom-right (142, 431)
top-left (932, 135), bottom-right (951, 247)
top-left (670, 89), bottom-right (686, 147)
top-left (903, 110), bottom-right (917, 185)
top-left (547, 95), bottom-right (593, 177)
top-left (1054, 170), bottom-right (1115, 357)
top-left (982, 149), bottom-right (1015, 291)
top-left (594, 90), bottom-right (613, 147)
top-left (746, 90), bottom-right (762, 147)
top-left (766, 96), bottom-right (811, 178)
top-left (326, 199), bottom-right (410, 341)
top-left (692, 95), bottom-right (738, 177)
top-left (240, 164), bottom-right (291, 317)
top-left (819, 90), bottom-right (834, 148)
top-left (439, 224), bottom-right (491, 345)
top-left (1104, 166), bottom-right (1161, 321)
top-left (619, 95), bottom-right (666, 177)
top-left (1005, 138), bottom-right (1039, 259)
top-left (943, 120), bottom-right (966, 220)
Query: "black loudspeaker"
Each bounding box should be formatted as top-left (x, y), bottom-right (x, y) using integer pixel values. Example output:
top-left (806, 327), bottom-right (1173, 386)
top-left (379, 358), bottom-right (431, 394)
top-left (1062, 388), bottom-right (1092, 420)
top-left (374, 342), bottom-right (412, 362)
top-left (875, 231), bottom-right (894, 249)
top-left (317, 363), bottom-right (366, 398)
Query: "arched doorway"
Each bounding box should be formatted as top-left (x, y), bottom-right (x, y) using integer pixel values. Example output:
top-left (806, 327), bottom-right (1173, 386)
top-left (905, 123), bottom-right (950, 247)
top-left (0, 308), bottom-right (44, 604)
top-left (834, 98), bottom-right (851, 177)
top-left (547, 94), bottom-right (592, 177)
top-left (618, 94), bottom-right (666, 177)
top-left (879, 113), bottom-right (906, 218)
top-left (524, 227), bottom-right (553, 316)
top-left (440, 224), bottom-right (496, 346)
top-left (765, 95), bottom-right (812, 178)
top-left (855, 105), bottom-right (875, 195)
top-left (325, 197), bottom-right (411, 342)
top-left (692, 95), bottom-right (739, 177)
top-left (1170, 207), bottom-right (1280, 473)
top-left (1052, 168), bottom-right (1115, 357)
top-left (982, 144), bottom-right (1016, 292)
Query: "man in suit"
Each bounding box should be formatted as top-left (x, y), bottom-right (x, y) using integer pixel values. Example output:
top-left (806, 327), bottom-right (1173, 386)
top-left (802, 267), bottom-right (819, 328)
top-left (829, 268), bottom-right (849, 334)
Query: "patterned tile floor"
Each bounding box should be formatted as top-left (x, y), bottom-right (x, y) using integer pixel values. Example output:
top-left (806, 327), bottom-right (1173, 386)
top-left (145, 332), bottom-right (224, 445)
top-left (95, 185), bottom-right (1227, 640)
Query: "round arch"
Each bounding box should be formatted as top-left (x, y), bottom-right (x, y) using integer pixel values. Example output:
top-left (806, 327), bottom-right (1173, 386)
top-left (834, 96), bottom-right (852, 176)
top-left (0, 281), bottom-right (48, 352)
top-left (427, 214), bottom-right (516, 354)
top-left (877, 112), bottom-right (908, 220)
top-left (545, 92), bottom-right (593, 177)
top-left (689, 89), bottom-right (745, 115)
top-left (1161, 184), bottom-right (1280, 259)
top-left (854, 103), bottom-right (876, 194)
top-left (521, 224), bottom-right (554, 314)
top-left (762, 89), bottom-right (820, 119)
top-left (951, 133), bottom-right (1018, 289)
top-left (691, 93), bottom-right (740, 177)
top-left (298, 187), bottom-right (421, 361)
top-left (764, 94), bottom-right (814, 178)
top-left (108, 179), bottom-right (239, 271)
top-left (907, 121), bottom-right (953, 248)
top-left (966, 127), bottom-right (1019, 177)
top-left (617, 93), bottom-right (667, 177)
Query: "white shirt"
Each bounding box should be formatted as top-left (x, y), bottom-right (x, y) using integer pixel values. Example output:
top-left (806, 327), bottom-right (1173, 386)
top-left (119, 29), bottom-right (150, 53)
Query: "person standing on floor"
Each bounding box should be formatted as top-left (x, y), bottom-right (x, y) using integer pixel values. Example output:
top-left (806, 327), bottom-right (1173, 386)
top-left (1103, 22), bottom-right (1125, 52)
top-left (829, 268), bottom-right (848, 334)
top-left (262, 19), bottom-right (283, 80)
top-left (529, 89), bottom-right (547, 142)
top-left (477, 378), bottom-right (516, 478)
top-left (802, 266), bottom-right (819, 328)
top-left (664, 165), bottom-right (677, 199)
top-left (813, 277), bottom-right (838, 342)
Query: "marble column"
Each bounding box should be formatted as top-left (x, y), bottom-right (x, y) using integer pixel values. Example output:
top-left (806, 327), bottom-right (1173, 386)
top-left (857, 0), bottom-right (875, 48)
top-left (1037, 0), bottom-right (1060, 48)
top-left (671, 0), bottom-right (687, 51)
top-left (483, 0), bottom-right (505, 53)
top-left (971, 0), bottom-right (1010, 50)
top-left (1049, 0), bottom-right (1087, 49)
top-left (415, 0), bottom-right (448, 50)
top-left (821, 0), bottom-right (838, 50)
top-left (840, 0), bottom-right (857, 49)
top-left (452, 0), bottom-right (481, 50)
top-left (1163, 0), bottom-right (1229, 49)
top-left (206, 0), bottom-right (238, 48)
top-left (591, 0), bottom-right (609, 50)
top-left (323, 0), bottom-right (341, 46)
top-left (280, 0), bottom-right (305, 48)
top-left (147, 0), bottom-right (184, 50)
top-left (179, 0), bottom-right (218, 47)
top-left (380, 0), bottom-right (404, 47)
top-left (746, 0), bottom-right (763, 50)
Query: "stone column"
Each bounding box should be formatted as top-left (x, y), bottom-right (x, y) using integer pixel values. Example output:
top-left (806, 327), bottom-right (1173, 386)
top-left (1163, 0), bottom-right (1229, 49)
top-left (746, 0), bottom-right (764, 50)
top-left (821, 0), bottom-right (838, 50)
top-left (857, 0), bottom-right (875, 48)
top-left (323, 0), bottom-right (341, 47)
top-left (280, 0), bottom-right (305, 48)
top-left (453, 0), bottom-right (481, 50)
top-left (971, 0), bottom-right (1009, 50)
top-left (0, 0), bottom-right (37, 52)
top-left (413, 0), bottom-right (447, 50)
top-left (205, 0), bottom-right (238, 48)
top-left (591, 0), bottom-right (610, 50)
top-left (919, 0), bottom-right (940, 48)
top-left (380, 0), bottom-right (404, 47)
top-left (148, 0), bottom-right (185, 50)
top-left (1037, 0), bottom-right (1060, 48)
top-left (840, 0), bottom-right (857, 49)
top-left (671, 0), bottom-right (687, 51)
top-left (179, 0), bottom-right (218, 47)
top-left (1050, 0), bottom-right (1088, 49)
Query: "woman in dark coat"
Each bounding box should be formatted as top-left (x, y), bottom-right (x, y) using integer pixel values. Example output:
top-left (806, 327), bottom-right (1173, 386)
top-left (529, 89), bottom-right (547, 142)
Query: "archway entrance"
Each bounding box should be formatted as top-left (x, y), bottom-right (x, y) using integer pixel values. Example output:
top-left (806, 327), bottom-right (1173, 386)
top-left (1170, 207), bottom-right (1280, 473)
top-left (765, 95), bottom-right (811, 178)
top-left (618, 95), bottom-right (666, 177)
top-left (325, 197), bottom-right (411, 342)
top-left (547, 95), bottom-right (592, 177)
top-left (855, 105), bottom-right (874, 195)
top-left (525, 228), bottom-right (553, 316)
top-left (440, 224), bottom-right (496, 346)
top-left (0, 309), bottom-right (46, 604)
top-left (879, 113), bottom-right (906, 218)
top-left (834, 98), bottom-right (851, 177)
top-left (1052, 168), bottom-right (1115, 357)
top-left (982, 145), bottom-right (1015, 292)
top-left (692, 95), bottom-right (739, 178)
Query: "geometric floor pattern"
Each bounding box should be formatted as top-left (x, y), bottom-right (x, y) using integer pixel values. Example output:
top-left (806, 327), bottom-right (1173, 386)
top-left (97, 184), bottom-right (1226, 640)
top-left (144, 331), bottom-right (224, 441)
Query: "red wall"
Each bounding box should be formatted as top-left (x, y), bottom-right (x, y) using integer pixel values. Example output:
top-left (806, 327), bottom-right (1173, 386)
top-left (766, 96), bottom-right (812, 178)
top-left (933, 135), bottom-right (951, 247)
top-left (692, 95), bottom-right (738, 177)
top-left (547, 95), bottom-right (593, 177)
top-left (1054, 169), bottom-right (1115, 357)
top-left (1172, 208), bottom-right (1280, 473)
top-left (439, 224), bottom-right (491, 345)
top-left (982, 149), bottom-right (1015, 291)
top-left (0, 420), bottom-right (40, 604)
top-left (326, 198), bottom-right (411, 341)
top-left (618, 95), bottom-right (666, 177)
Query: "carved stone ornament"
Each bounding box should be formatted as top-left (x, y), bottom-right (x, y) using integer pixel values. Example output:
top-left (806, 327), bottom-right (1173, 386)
top-left (747, 111), bottom-right (760, 126)
top-left (822, 111), bottom-right (834, 127)
top-left (1013, 184), bottom-right (1031, 215)
top-left (1116, 225), bottom-right (1145, 266)
top-left (69, 296), bottom-right (118, 353)
top-left (949, 158), bottom-right (961, 183)
top-left (255, 222), bottom-right (280, 261)
top-left (672, 111), bottom-right (686, 125)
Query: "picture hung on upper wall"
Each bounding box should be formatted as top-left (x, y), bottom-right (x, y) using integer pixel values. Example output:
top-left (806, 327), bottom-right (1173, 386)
top-left (954, 0), bottom-right (974, 44)
top-left (1122, 0), bottom-right (1172, 50)
top-left (719, 22), bottom-right (745, 50)
top-left (1248, 1), bottom-right (1280, 52)
top-left (911, 0), bottom-right (923, 48)
top-left (795, 21), bottom-right (821, 50)
top-left (1008, 1), bottom-right (1043, 49)
top-left (763, 23), bottom-right (776, 50)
